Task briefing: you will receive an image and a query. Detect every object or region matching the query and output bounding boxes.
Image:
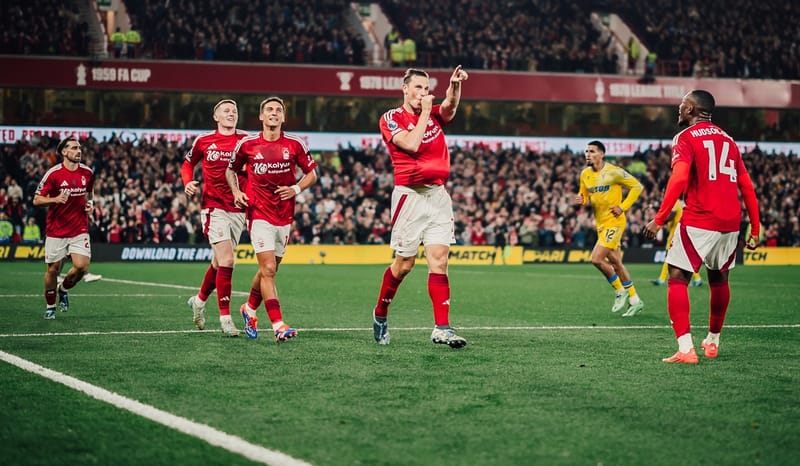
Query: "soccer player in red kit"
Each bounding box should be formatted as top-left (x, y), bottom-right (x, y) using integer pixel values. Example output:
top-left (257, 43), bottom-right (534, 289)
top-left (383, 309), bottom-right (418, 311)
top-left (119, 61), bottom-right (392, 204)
top-left (226, 96), bottom-right (318, 342)
top-left (182, 99), bottom-right (249, 337)
top-left (33, 136), bottom-right (95, 319)
top-left (372, 66), bottom-right (469, 348)
top-left (645, 90), bottom-right (760, 364)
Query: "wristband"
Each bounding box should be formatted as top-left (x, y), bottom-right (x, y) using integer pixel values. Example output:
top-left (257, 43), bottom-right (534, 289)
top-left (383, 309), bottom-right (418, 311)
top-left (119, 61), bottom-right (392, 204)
top-left (292, 185), bottom-right (301, 195)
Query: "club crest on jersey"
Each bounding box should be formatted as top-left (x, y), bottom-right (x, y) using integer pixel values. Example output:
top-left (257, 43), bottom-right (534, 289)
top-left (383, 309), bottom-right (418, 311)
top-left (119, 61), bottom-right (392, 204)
top-left (282, 147), bottom-right (290, 160)
top-left (81, 176), bottom-right (86, 185)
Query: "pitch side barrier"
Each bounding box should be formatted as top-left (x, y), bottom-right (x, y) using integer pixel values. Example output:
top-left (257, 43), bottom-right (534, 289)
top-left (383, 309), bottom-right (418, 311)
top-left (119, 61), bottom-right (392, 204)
top-left (0, 244), bottom-right (525, 265)
top-left (9, 244), bottom-right (791, 264)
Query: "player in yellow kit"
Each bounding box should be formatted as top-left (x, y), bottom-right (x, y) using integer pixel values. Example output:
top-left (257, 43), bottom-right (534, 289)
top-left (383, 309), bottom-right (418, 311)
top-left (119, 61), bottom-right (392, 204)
top-left (652, 200), bottom-right (703, 287)
top-left (575, 140), bottom-right (645, 317)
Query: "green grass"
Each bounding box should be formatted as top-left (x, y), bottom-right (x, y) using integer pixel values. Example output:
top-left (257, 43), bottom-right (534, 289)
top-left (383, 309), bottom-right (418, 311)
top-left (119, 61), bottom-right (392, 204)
top-left (0, 261), bottom-right (798, 465)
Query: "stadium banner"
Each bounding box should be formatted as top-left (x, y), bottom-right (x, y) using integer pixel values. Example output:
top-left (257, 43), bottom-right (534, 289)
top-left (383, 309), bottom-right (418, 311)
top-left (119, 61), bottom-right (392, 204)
top-left (523, 247), bottom-right (755, 264)
top-left (2, 56), bottom-right (799, 107)
top-left (742, 248), bottom-right (800, 266)
top-left (0, 244), bottom-right (523, 265)
top-left (2, 125), bottom-right (798, 156)
top-left (3, 244), bottom-right (789, 265)
top-left (525, 247), bottom-right (660, 264)
top-left (236, 244), bottom-right (523, 265)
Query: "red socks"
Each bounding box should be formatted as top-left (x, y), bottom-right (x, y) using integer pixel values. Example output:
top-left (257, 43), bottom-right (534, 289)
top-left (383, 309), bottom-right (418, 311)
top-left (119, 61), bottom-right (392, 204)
top-left (709, 280), bottom-right (730, 334)
top-left (247, 286), bottom-right (263, 312)
top-left (62, 275), bottom-right (78, 290)
top-left (374, 268), bottom-right (452, 327)
top-left (428, 273), bottom-right (450, 327)
top-left (198, 265), bottom-right (216, 301)
top-left (216, 266), bottom-right (233, 316)
top-left (374, 267), bottom-right (402, 318)
top-left (667, 278), bottom-right (691, 338)
top-left (265, 299), bottom-right (282, 324)
top-left (45, 289), bottom-right (56, 306)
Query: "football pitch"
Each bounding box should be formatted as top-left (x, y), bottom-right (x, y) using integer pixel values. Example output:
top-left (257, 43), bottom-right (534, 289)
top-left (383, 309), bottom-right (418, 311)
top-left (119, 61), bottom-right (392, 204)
top-left (1, 261), bottom-right (798, 466)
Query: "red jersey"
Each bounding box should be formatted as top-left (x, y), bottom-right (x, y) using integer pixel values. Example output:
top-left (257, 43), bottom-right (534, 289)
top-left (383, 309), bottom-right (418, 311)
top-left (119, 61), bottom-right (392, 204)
top-left (379, 104), bottom-right (450, 186)
top-left (230, 131), bottom-right (317, 226)
top-left (670, 121), bottom-right (747, 232)
top-left (183, 129), bottom-right (249, 212)
top-left (35, 163), bottom-right (94, 238)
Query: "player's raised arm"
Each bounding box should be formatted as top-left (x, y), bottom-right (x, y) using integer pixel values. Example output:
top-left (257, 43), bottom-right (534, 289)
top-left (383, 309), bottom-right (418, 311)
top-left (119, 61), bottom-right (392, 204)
top-left (440, 65), bottom-right (468, 123)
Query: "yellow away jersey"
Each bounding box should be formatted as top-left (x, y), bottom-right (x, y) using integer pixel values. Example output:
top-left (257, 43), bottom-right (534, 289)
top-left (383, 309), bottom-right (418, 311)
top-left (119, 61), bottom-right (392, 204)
top-left (579, 162), bottom-right (643, 226)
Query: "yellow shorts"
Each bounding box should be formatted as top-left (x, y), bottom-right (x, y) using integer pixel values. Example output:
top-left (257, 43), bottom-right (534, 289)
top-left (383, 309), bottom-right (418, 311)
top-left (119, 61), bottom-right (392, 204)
top-left (596, 219), bottom-right (626, 250)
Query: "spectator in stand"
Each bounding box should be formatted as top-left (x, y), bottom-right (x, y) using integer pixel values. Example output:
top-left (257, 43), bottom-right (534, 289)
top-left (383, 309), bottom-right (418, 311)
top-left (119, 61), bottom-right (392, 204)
top-left (125, 26), bottom-right (141, 59)
top-left (0, 212), bottom-right (13, 243)
top-left (6, 177), bottom-right (24, 200)
top-left (110, 27), bottom-right (125, 58)
top-left (183, 99), bottom-right (249, 337)
top-left (384, 27), bottom-right (398, 62)
top-left (626, 37), bottom-right (639, 74)
top-left (389, 34), bottom-right (405, 67)
top-left (22, 216), bottom-right (42, 244)
top-left (402, 35), bottom-right (417, 66)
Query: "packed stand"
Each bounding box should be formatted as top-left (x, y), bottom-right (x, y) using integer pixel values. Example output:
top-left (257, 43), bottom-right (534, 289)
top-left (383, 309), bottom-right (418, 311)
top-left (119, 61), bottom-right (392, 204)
top-left (2, 135), bottom-right (798, 249)
top-left (380, 0), bottom-right (619, 73)
top-left (123, 0), bottom-right (366, 64)
top-left (0, 0), bottom-right (90, 56)
top-left (605, 0), bottom-right (800, 79)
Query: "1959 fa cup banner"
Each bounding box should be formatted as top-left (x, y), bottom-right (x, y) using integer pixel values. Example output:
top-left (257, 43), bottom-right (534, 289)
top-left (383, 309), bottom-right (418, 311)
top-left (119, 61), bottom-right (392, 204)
top-left (2, 56), bottom-right (798, 108)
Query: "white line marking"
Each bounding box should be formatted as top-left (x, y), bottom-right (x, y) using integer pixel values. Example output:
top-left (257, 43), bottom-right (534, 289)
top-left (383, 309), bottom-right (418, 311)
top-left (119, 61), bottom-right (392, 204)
top-left (99, 277), bottom-right (250, 296)
top-left (0, 294), bottom-right (190, 298)
top-left (0, 350), bottom-right (312, 466)
top-left (1, 324), bottom-right (797, 339)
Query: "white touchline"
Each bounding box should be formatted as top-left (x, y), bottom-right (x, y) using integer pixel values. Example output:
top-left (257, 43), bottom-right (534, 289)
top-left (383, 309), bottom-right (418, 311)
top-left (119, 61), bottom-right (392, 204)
top-left (2, 324), bottom-right (797, 339)
top-left (98, 278), bottom-right (250, 296)
top-left (0, 350), bottom-right (312, 466)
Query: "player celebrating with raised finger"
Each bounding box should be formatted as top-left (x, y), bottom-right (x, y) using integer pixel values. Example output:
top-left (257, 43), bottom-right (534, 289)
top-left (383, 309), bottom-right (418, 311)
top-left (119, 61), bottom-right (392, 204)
top-left (372, 65), bottom-right (469, 348)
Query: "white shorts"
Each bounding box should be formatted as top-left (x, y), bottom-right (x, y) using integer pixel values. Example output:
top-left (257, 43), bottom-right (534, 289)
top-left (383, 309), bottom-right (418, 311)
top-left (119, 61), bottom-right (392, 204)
top-left (201, 208), bottom-right (246, 246)
top-left (666, 223), bottom-right (739, 273)
top-left (45, 234), bottom-right (91, 264)
top-left (250, 219), bottom-right (291, 256)
top-left (390, 185), bottom-right (455, 257)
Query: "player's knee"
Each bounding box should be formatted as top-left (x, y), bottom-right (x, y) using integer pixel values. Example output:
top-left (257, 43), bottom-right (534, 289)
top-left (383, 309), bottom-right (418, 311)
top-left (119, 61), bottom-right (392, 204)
top-left (706, 269), bottom-right (728, 284)
top-left (259, 264), bottom-right (277, 278)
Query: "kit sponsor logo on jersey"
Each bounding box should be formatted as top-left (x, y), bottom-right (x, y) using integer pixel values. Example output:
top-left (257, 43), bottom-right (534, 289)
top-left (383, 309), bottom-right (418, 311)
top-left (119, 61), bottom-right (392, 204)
top-left (207, 149), bottom-right (233, 161)
top-left (253, 161), bottom-right (291, 175)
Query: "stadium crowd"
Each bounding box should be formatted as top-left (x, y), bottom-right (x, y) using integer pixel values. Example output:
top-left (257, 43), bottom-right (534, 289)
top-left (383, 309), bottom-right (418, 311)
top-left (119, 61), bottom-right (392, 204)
top-left (4, 0), bottom-right (797, 80)
top-left (381, 0), bottom-right (619, 73)
top-left (0, 0), bottom-right (90, 56)
top-left (123, 0), bottom-right (366, 64)
top-left (609, 0), bottom-right (800, 79)
top-left (1, 136), bottom-right (797, 248)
